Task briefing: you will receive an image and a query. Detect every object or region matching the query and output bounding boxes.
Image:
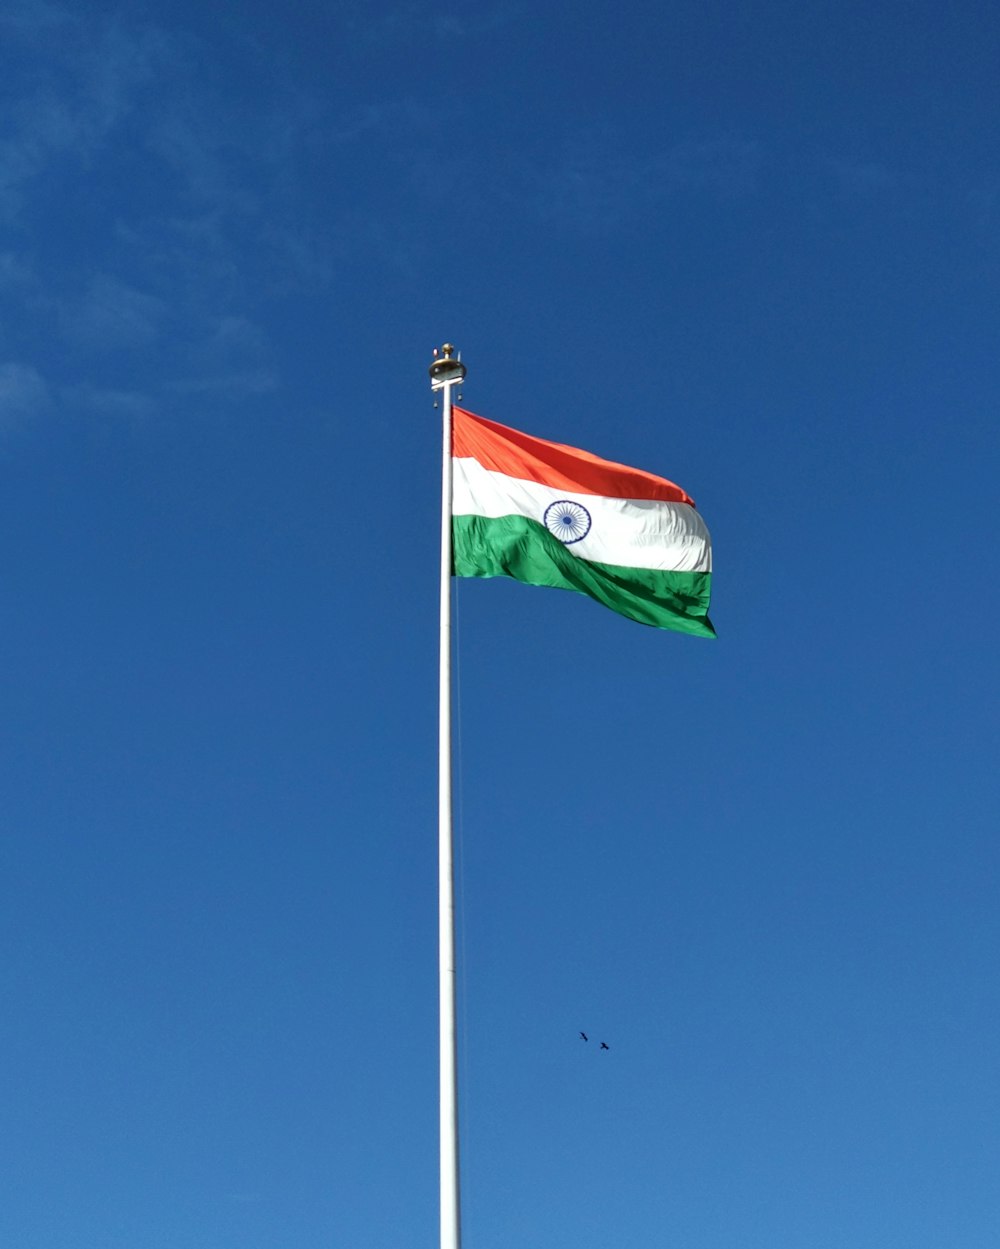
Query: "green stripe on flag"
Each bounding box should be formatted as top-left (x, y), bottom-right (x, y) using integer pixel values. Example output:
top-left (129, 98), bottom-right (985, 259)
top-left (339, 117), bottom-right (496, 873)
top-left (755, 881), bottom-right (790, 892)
top-left (452, 514), bottom-right (715, 637)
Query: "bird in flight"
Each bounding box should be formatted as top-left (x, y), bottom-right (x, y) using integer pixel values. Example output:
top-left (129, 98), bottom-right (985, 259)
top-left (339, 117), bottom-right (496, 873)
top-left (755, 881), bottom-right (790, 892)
top-left (579, 1031), bottom-right (588, 1042)
top-left (600, 1042), bottom-right (609, 1051)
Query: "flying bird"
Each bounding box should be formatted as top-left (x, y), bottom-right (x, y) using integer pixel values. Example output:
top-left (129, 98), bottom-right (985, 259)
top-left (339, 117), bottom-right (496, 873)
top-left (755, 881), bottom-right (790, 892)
top-left (600, 1042), bottom-right (609, 1051)
top-left (579, 1031), bottom-right (588, 1041)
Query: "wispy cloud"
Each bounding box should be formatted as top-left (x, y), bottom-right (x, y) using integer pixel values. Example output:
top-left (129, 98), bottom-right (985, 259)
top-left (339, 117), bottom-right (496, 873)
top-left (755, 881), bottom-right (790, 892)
top-left (0, 361), bottom-right (50, 422)
top-left (347, 1), bottom-right (519, 45)
top-left (167, 369), bottom-right (278, 398)
top-left (0, 11), bottom-right (169, 220)
top-left (0, 251), bottom-right (34, 289)
top-left (45, 275), bottom-right (167, 354)
top-left (61, 382), bottom-right (157, 421)
top-left (0, 6), bottom-right (300, 419)
top-left (534, 131), bottom-right (762, 233)
top-left (0, 0), bottom-right (69, 38)
top-left (0, 2), bottom-right (466, 423)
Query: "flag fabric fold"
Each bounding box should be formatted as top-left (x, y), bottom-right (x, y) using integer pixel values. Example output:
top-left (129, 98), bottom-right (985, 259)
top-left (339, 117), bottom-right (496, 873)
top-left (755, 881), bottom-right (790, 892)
top-left (451, 406), bottom-right (715, 637)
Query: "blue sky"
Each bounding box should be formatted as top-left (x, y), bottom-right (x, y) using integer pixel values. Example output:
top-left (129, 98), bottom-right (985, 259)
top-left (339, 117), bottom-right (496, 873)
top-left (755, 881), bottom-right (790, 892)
top-left (2, 1), bottom-right (998, 1246)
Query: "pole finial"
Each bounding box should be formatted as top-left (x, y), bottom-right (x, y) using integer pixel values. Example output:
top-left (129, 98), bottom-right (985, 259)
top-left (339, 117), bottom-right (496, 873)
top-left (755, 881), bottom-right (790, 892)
top-left (429, 342), bottom-right (466, 391)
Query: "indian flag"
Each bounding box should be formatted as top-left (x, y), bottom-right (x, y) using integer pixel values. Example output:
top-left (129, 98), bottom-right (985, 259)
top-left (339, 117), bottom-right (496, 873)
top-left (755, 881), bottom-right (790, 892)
top-left (452, 406), bottom-right (715, 637)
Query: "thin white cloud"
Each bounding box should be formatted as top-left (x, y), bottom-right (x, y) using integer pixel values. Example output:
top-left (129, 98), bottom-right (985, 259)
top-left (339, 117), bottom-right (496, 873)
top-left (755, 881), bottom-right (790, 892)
top-left (0, 0), bottom-right (68, 37)
top-left (0, 7), bottom-right (289, 417)
top-left (0, 13), bottom-right (169, 219)
top-left (347, 2), bottom-right (519, 45)
top-left (61, 382), bottom-right (156, 420)
top-left (0, 3), bottom-right (432, 421)
top-left (50, 275), bottom-right (167, 353)
top-left (207, 316), bottom-right (267, 354)
top-left (168, 369), bottom-right (278, 398)
top-left (0, 252), bottom-right (34, 289)
top-left (0, 361), bottom-right (50, 421)
top-left (322, 100), bottom-right (430, 147)
top-left (533, 131), bottom-right (762, 233)
top-left (146, 109), bottom-right (259, 216)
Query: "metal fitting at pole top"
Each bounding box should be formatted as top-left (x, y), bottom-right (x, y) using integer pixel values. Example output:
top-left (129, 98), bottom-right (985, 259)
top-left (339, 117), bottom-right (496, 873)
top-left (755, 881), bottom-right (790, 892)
top-left (429, 343), bottom-right (466, 390)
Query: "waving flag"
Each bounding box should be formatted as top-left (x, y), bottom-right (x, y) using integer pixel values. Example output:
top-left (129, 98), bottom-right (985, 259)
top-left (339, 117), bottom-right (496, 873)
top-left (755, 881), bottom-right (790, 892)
top-left (451, 406), bottom-right (714, 637)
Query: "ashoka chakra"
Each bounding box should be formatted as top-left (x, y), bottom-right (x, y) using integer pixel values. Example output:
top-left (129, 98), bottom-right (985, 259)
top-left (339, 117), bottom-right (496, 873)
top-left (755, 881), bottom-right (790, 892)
top-left (543, 499), bottom-right (592, 545)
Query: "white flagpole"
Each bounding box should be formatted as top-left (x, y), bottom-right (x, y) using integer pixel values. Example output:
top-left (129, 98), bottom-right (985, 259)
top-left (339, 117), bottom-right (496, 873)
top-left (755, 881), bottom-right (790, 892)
top-left (430, 343), bottom-right (466, 1249)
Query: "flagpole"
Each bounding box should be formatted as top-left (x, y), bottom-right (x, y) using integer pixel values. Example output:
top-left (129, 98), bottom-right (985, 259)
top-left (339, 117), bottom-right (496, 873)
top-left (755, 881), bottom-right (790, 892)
top-left (430, 343), bottom-right (466, 1249)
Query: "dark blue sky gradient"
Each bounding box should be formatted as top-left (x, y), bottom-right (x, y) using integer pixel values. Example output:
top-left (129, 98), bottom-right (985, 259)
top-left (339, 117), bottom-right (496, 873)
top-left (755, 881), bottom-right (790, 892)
top-left (1, 1), bottom-right (998, 1246)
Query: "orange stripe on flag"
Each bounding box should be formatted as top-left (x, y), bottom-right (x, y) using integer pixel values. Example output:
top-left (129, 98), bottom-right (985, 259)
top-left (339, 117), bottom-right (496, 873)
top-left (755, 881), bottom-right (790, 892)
top-left (452, 407), bottom-right (695, 505)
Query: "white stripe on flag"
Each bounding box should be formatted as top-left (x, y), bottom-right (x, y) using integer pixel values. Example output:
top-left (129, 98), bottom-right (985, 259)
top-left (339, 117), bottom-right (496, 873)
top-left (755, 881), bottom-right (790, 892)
top-left (452, 457), bottom-right (712, 573)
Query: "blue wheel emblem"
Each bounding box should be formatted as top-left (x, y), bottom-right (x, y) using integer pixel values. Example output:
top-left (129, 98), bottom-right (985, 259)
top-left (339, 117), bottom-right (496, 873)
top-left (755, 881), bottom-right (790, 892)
top-left (543, 499), bottom-right (592, 544)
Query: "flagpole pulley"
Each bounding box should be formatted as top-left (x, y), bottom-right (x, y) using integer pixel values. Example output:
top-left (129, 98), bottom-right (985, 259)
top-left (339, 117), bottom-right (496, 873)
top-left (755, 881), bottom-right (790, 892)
top-left (430, 343), bottom-right (466, 391)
